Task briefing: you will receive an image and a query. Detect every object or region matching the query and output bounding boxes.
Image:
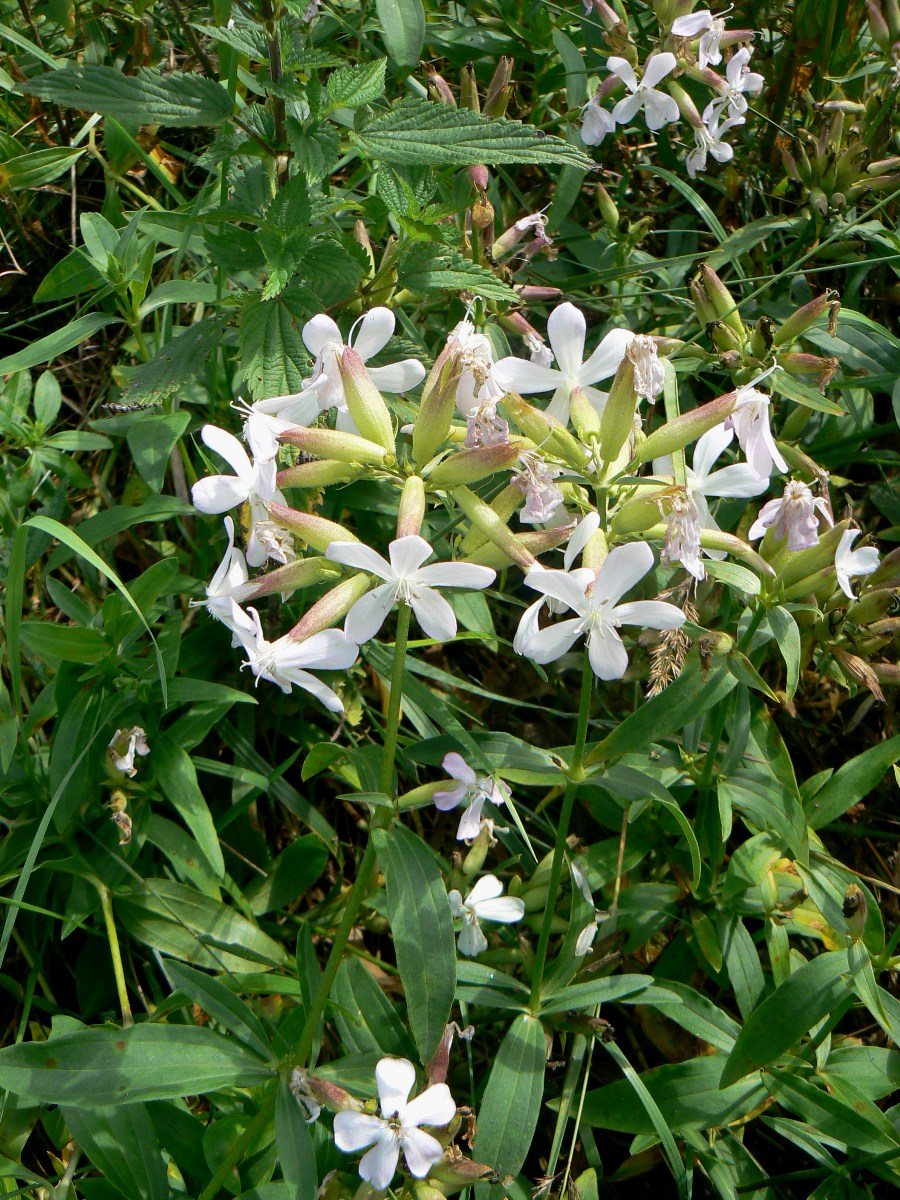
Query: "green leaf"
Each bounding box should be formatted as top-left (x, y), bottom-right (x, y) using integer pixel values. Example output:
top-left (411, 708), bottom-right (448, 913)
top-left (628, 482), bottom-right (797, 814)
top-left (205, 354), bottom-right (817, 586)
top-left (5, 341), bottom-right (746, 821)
top-left (372, 825), bottom-right (456, 1061)
top-left (720, 950), bottom-right (852, 1086)
top-left (0, 1023), bottom-right (272, 1104)
top-left (773, 368), bottom-right (844, 415)
top-left (119, 316), bottom-right (228, 405)
top-left (165, 961), bottom-right (271, 1059)
top-left (138, 280), bottom-right (219, 319)
top-left (474, 1014), bottom-right (546, 1194)
top-left (400, 243), bottom-right (519, 302)
top-left (19, 621), bottom-right (109, 664)
top-left (330, 957), bottom-right (415, 1057)
top-left (1, 145), bottom-right (86, 190)
top-left (704, 559), bottom-right (762, 595)
top-left (804, 733), bottom-right (900, 829)
top-left (246, 835), bottom-right (328, 915)
top-left (354, 99), bottom-right (593, 169)
top-left (718, 769), bottom-right (808, 861)
top-left (152, 737), bottom-right (225, 879)
top-left (21, 65), bottom-right (234, 127)
top-left (275, 1077), bottom-right (316, 1200)
top-left (767, 606), bottom-right (801, 700)
top-left (238, 291), bottom-right (310, 400)
top-left (0, 313), bottom-right (122, 374)
top-left (45, 431), bottom-right (113, 451)
top-left (126, 411), bottom-right (191, 492)
top-left (61, 1103), bottom-right (168, 1200)
top-left (34, 248), bottom-right (105, 301)
top-left (326, 59), bottom-right (387, 109)
top-left (374, 0), bottom-right (425, 68)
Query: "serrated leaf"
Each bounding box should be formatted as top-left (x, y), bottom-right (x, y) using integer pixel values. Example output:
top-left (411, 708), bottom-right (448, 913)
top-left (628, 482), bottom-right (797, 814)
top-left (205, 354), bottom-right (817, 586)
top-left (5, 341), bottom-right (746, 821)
top-left (326, 59), bottom-right (387, 109)
top-left (401, 243), bottom-right (519, 302)
top-left (238, 290), bottom-right (310, 400)
top-left (119, 316), bottom-right (227, 404)
top-left (21, 66), bottom-right (233, 127)
top-left (354, 98), bottom-right (593, 168)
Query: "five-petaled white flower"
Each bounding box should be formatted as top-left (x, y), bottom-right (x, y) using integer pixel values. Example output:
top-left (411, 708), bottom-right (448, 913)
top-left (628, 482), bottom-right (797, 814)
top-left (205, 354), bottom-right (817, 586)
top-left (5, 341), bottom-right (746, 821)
top-left (671, 9), bottom-right (729, 69)
top-left (333, 1057), bottom-right (456, 1190)
top-left (492, 302), bottom-right (635, 426)
top-left (834, 529), bottom-right (880, 599)
top-left (434, 752), bottom-right (511, 840)
top-left (234, 609), bottom-right (358, 711)
top-left (517, 541), bottom-right (686, 680)
top-left (191, 425), bottom-right (282, 568)
top-left (725, 367), bottom-right (788, 480)
top-left (580, 95), bottom-right (616, 146)
top-left (198, 516), bottom-right (254, 643)
top-left (447, 875), bottom-right (525, 956)
top-left (325, 535), bottom-right (495, 644)
top-left (685, 110), bottom-right (745, 179)
top-left (608, 54), bottom-right (680, 131)
top-left (749, 479), bottom-right (833, 551)
top-left (704, 47), bottom-right (764, 124)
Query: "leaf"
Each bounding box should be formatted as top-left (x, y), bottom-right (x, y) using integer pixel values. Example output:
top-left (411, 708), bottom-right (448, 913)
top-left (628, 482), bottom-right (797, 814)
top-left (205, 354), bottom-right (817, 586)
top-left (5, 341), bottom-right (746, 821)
top-left (804, 733), bottom-right (900, 829)
top-left (767, 606), bottom-right (801, 701)
top-left (238, 291), bottom-right (310, 400)
top-left (773, 368), bottom-right (844, 415)
top-left (138, 280), bottom-right (220, 319)
top-left (326, 59), bottom-right (387, 109)
top-left (119, 316), bottom-right (228, 405)
top-left (374, 0), bottom-right (425, 68)
top-left (126, 412), bottom-right (191, 492)
top-left (474, 1014), bottom-right (546, 1194)
top-left (0, 145), bottom-right (86, 190)
top-left (21, 65), bottom-right (234, 127)
top-left (62, 1103), bottom-right (168, 1200)
top-left (246, 835), bottom-right (328, 915)
top-left (372, 825), bottom-right (456, 1061)
top-left (0, 1023), bottom-right (272, 1104)
top-left (718, 769), bottom-right (808, 862)
top-left (152, 737), bottom-right (225, 879)
top-left (354, 99), bottom-right (594, 169)
top-left (18, 621), bottom-right (109, 664)
top-left (400, 243), bottom-right (519, 302)
top-left (275, 1077), bottom-right (316, 1200)
top-left (720, 950), bottom-right (852, 1086)
top-left (0, 313), bottom-right (122, 374)
top-left (330, 957), bottom-right (415, 1057)
top-left (704, 559), bottom-right (762, 596)
top-left (165, 961), bottom-right (270, 1059)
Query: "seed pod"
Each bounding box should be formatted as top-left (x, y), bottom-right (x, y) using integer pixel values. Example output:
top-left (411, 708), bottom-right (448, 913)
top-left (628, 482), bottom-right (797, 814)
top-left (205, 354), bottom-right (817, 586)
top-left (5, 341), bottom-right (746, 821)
top-left (772, 290), bottom-right (839, 347)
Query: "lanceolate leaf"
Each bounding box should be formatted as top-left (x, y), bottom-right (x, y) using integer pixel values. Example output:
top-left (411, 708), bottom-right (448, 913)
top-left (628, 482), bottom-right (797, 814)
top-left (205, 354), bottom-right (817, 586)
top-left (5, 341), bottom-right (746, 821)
top-left (804, 733), bottom-right (900, 829)
top-left (372, 825), bottom-right (456, 1062)
top-left (61, 1103), bottom-right (169, 1200)
top-left (354, 99), bottom-right (594, 168)
top-left (474, 1014), bottom-right (546, 1195)
top-left (0, 1024), bottom-right (272, 1104)
top-left (21, 66), bottom-right (234, 127)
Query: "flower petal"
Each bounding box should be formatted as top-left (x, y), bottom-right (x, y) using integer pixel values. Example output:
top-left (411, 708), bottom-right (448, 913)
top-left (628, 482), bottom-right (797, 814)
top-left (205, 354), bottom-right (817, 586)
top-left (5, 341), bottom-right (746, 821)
top-left (563, 511), bottom-right (602, 571)
top-left (466, 874), bottom-right (504, 905)
top-left (388, 534), bottom-right (434, 577)
top-left (592, 541), bottom-right (654, 605)
top-left (457, 921), bottom-right (488, 956)
top-left (350, 307), bottom-right (395, 359)
top-left (416, 562), bottom-right (496, 590)
top-left (587, 626), bottom-right (629, 680)
top-left (473, 896), bottom-right (525, 924)
top-left (614, 599), bottom-right (686, 629)
top-left (491, 357), bottom-right (563, 396)
top-left (410, 587), bottom-right (457, 642)
top-left (434, 783), bottom-right (467, 811)
top-left (442, 751), bottom-right (476, 785)
top-left (607, 56), bottom-right (637, 91)
top-left (701, 463), bottom-right (770, 498)
top-left (359, 1132), bottom-right (401, 1191)
top-left (578, 327), bottom-right (634, 387)
top-left (691, 423), bottom-right (734, 481)
top-left (286, 669), bottom-right (345, 712)
top-left (192, 474), bottom-right (251, 515)
top-left (326, 541), bottom-right (392, 579)
top-left (456, 796), bottom-right (485, 839)
top-left (208, 516), bottom-right (237, 594)
top-left (302, 313), bottom-right (343, 357)
top-left (642, 51), bottom-right (677, 89)
top-left (643, 89), bottom-right (680, 130)
top-left (403, 1083), bottom-right (456, 1130)
top-left (376, 1057), bottom-right (416, 1114)
top-left (524, 567), bottom-right (590, 613)
top-left (344, 585), bottom-right (397, 644)
top-left (333, 1111), bottom-right (385, 1153)
top-left (611, 93), bottom-right (642, 125)
top-left (671, 10), bottom-right (713, 34)
top-left (524, 618), bottom-right (584, 663)
top-left (369, 360), bottom-right (427, 393)
top-left (401, 1126), bottom-right (447, 1178)
top-left (547, 303), bottom-right (586, 378)
top-left (288, 629), bottom-right (359, 671)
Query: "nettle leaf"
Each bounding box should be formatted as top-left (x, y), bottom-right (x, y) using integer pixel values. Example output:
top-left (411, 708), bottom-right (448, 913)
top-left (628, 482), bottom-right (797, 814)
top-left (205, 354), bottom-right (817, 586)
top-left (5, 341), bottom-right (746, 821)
top-left (325, 59), bottom-right (387, 109)
top-left (238, 290), bottom-right (310, 400)
top-left (354, 98), bottom-right (594, 168)
top-left (400, 244), bottom-right (519, 303)
top-left (20, 66), bottom-right (234, 127)
top-left (118, 316), bottom-right (228, 404)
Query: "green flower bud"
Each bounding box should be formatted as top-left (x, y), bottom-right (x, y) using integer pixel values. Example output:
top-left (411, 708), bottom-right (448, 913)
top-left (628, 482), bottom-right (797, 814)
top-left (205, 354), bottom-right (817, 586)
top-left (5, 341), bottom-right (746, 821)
top-left (501, 393), bottom-right (586, 469)
top-left (397, 475), bottom-right (426, 538)
top-left (770, 519), bottom-right (849, 588)
top-left (229, 556), bottom-right (342, 604)
top-left (599, 356), bottom-right (638, 464)
top-left (453, 484), bottom-right (537, 571)
top-left (459, 483), bottom-right (522, 553)
top-left (276, 460), bottom-right (363, 488)
top-left (396, 780), bottom-right (450, 811)
top-left (569, 385), bottom-right (603, 441)
top-left (700, 263), bottom-right (744, 335)
top-left (279, 425), bottom-right (387, 466)
top-left (413, 344), bottom-right (458, 469)
top-left (339, 347), bottom-right (395, 454)
top-left (772, 291), bottom-right (839, 347)
top-left (429, 443), bottom-right (522, 488)
top-left (267, 502), bottom-right (359, 552)
top-left (288, 573), bottom-right (371, 638)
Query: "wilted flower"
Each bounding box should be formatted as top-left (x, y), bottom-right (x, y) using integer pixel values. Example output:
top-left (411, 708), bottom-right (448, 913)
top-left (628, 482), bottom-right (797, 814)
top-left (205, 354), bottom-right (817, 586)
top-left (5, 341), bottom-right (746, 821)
top-left (834, 529), bottom-right (880, 599)
top-left (524, 331), bottom-right (554, 369)
top-left (671, 8), bottom-right (728, 68)
top-left (434, 752), bottom-right (511, 840)
top-left (748, 479), bottom-right (833, 550)
top-left (514, 452), bottom-right (566, 525)
top-left (627, 335), bottom-right (665, 402)
top-left (234, 610), bottom-right (358, 711)
top-left (704, 47), bottom-right (764, 124)
top-left (517, 541), bottom-right (686, 680)
top-left (580, 95), bottom-right (616, 145)
top-left (725, 368), bottom-right (788, 480)
top-left (661, 491), bottom-right (705, 580)
top-left (333, 1057), bottom-right (456, 1190)
top-left (108, 727), bottom-right (150, 778)
top-left (254, 521), bottom-right (297, 566)
top-left (608, 53), bottom-right (680, 131)
top-left (447, 875), bottom-right (525, 956)
top-left (325, 535), bottom-right (495, 644)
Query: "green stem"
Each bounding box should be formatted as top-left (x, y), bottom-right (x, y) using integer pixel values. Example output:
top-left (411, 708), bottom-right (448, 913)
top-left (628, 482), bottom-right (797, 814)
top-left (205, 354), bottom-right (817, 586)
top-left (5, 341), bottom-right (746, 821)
top-left (197, 1092), bottom-right (275, 1200)
top-left (99, 887), bottom-right (133, 1027)
top-left (289, 604), bottom-right (412, 1067)
top-left (529, 652), bottom-right (593, 1010)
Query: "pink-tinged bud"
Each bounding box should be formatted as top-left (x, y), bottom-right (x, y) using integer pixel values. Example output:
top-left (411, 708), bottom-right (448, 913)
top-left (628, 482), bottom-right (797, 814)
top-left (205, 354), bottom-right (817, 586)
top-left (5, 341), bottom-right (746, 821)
top-left (502, 310), bottom-right (542, 339)
top-left (339, 347), bottom-right (395, 454)
top-left (430, 1153), bottom-right (494, 1187)
top-left (586, 0), bottom-right (628, 34)
top-left (644, 524), bottom-right (775, 577)
top-left (599, 356), bottom-right (638, 464)
top-left (290, 1068), bottom-right (362, 1115)
top-left (690, 278), bottom-right (717, 326)
top-left (461, 525), bottom-right (570, 569)
top-left (229, 556), bottom-right (341, 604)
top-left (468, 163), bottom-right (489, 191)
top-left (515, 285), bottom-right (563, 301)
top-left (277, 460), bottom-right (363, 489)
top-left (267, 502), bottom-right (359, 552)
top-left (425, 67), bottom-right (456, 106)
top-left (771, 519), bottom-right (849, 588)
top-left (773, 290), bottom-right (839, 347)
top-left (353, 220), bottom-right (375, 273)
top-left (699, 263), bottom-right (743, 335)
top-left (460, 63), bottom-right (480, 112)
top-left (459, 482), bottom-right (522, 553)
top-left (635, 392), bottom-right (738, 463)
top-left (288, 573), bottom-right (371, 638)
top-left (501, 393), bottom-right (586, 469)
top-left (483, 55), bottom-right (514, 116)
top-left (668, 80), bottom-right (703, 130)
top-left (429, 443), bottom-right (522, 487)
top-left (867, 156), bottom-right (900, 174)
top-left (492, 222), bottom-right (527, 259)
top-left (413, 344), bottom-right (459, 469)
top-left (453, 484), bottom-right (536, 571)
top-left (425, 1022), bottom-right (476, 1086)
top-left (886, 0), bottom-right (900, 40)
top-left (869, 546), bottom-right (900, 588)
top-left (279, 425), bottom-right (387, 466)
top-left (397, 475), bottom-right (426, 538)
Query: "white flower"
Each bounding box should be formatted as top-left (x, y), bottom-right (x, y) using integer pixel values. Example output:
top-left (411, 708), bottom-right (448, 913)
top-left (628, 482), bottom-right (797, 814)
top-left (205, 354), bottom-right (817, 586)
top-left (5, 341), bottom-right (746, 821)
top-left (726, 378), bottom-right (787, 480)
top-left (108, 727), bottom-right (150, 777)
top-left (254, 521), bottom-right (297, 566)
top-left (580, 96), bottom-right (616, 146)
top-left (325, 535), bottom-right (495, 644)
top-left (301, 308), bottom-right (426, 430)
top-left (447, 875), bottom-right (525, 956)
top-left (608, 54), bottom-right (680, 132)
top-left (524, 331), bottom-right (554, 369)
top-left (333, 1057), bottom-right (456, 1190)
top-left (234, 394), bottom-right (317, 463)
top-left (234, 609), bottom-right (358, 711)
top-left (748, 480), bottom-right (833, 550)
top-left (685, 110), bottom-right (745, 179)
top-left (492, 302), bottom-right (635, 426)
top-left (442, 320), bottom-right (509, 449)
top-left (191, 425), bottom-right (283, 567)
top-left (671, 9), bottom-right (728, 69)
top-left (703, 47), bottom-right (764, 123)
top-left (198, 516), bottom-right (255, 644)
top-left (661, 491), bottom-right (705, 580)
top-left (434, 752), bottom-right (511, 840)
top-left (517, 541), bottom-right (686, 680)
top-left (834, 529), bottom-right (880, 599)
top-left (627, 335), bottom-right (665, 402)
top-left (514, 452), bottom-right (566, 525)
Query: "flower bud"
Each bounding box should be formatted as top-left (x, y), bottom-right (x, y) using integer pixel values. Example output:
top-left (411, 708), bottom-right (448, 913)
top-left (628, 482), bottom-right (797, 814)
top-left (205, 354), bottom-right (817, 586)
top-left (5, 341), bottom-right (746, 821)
top-left (501, 393), bottom-right (586, 469)
top-left (460, 63), bottom-right (480, 112)
top-left (339, 347), bottom-right (396, 454)
top-left (459, 483), bottom-right (522, 553)
top-left (468, 163), bottom-right (489, 191)
top-left (461, 526), bottom-right (570, 569)
top-left (279, 425), bottom-right (387, 466)
top-left (635, 392), bottom-right (737, 463)
top-left (773, 290), bottom-right (839, 347)
top-left (276, 460), bottom-right (363, 489)
top-left (413, 344), bottom-right (458, 468)
top-left (290, 1067), bottom-right (361, 1115)
top-left (483, 55), bottom-right (514, 116)
top-left (845, 587), bottom-right (895, 626)
top-left (568, 385), bottom-right (603, 441)
top-left (429, 443), bottom-right (522, 487)
top-left (595, 182), bottom-right (619, 232)
top-left (425, 65), bottom-right (456, 106)
top-left (868, 546), bottom-right (900, 588)
top-left (690, 279), bottom-right (717, 326)
top-left (462, 824), bottom-right (492, 878)
top-left (749, 316), bottom-right (775, 359)
top-left (699, 264), bottom-right (744, 335)
top-left (288, 573), bottom-right (372, 638)
top-left (229, 556), bottom-right (341, 604)
top-left (397, 475), bottom-right (426, 538)
top-left (430, 1153), bottom-right (495, 1187)
top-left (267, 502), bottom-right (359, 552)
top-left (710, 320), bottom-right (744, 355)
top-left (454, 485), bottom-right (536, 571)
top-left (515, 284), bottom-right (564, 301)
top-left (641, 523), bottom-right (775, 577)
top-left (397, 780), bottom-right (449, 811)
top-left (611, 491), bottom-right (669, 536)
top-left (599, 356), bottom-right (638, 464)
